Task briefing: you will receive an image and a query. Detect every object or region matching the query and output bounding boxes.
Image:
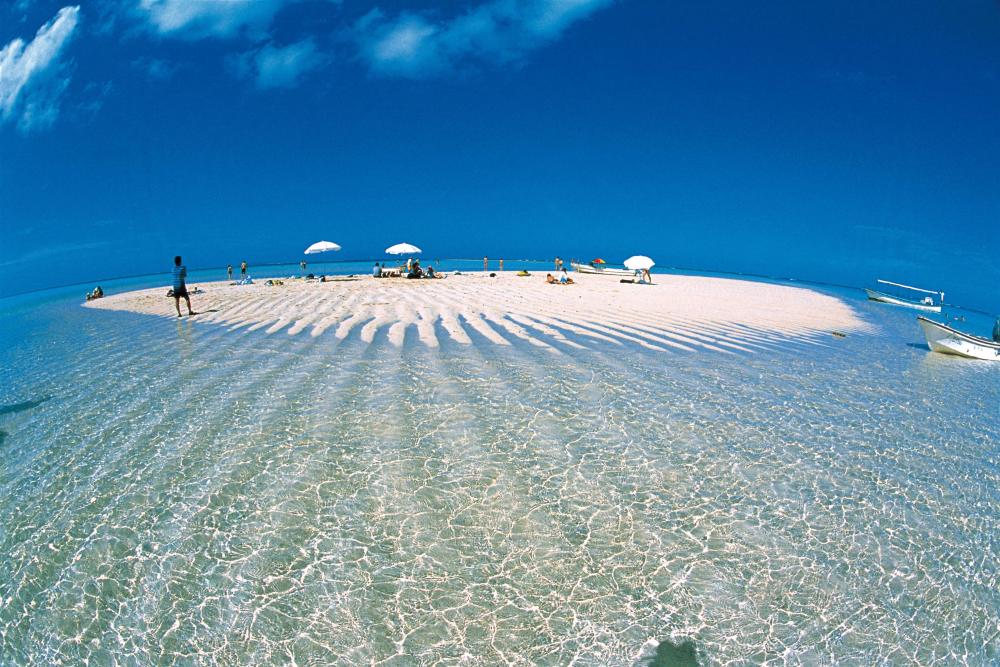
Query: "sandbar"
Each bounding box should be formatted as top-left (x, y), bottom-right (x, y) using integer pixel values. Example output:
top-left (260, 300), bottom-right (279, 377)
top-left (84, 272), bottom-right (872, 354)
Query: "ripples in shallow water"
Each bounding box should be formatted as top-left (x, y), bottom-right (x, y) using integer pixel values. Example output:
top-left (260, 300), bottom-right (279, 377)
top-left (0, 292), bottom-right (997, 665)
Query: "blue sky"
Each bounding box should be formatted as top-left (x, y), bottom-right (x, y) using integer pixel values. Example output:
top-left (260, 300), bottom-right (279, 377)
top-left (1, 1), bottom-right (998, 311)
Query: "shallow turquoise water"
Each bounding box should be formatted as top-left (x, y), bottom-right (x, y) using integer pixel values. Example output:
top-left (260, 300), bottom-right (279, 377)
top-left (1, 273), bottom-right (997, 665)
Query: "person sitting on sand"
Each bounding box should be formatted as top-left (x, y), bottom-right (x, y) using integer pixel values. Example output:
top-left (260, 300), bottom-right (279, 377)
top-left (546, 273), bottom-right (557, 284)
top-left (559, 268), bottom-right (575, 285)
top-left (425, 266), bottom-right (437, 278)
top-left (171, 255), bottom-right (195, 317)
top-left (373, 262), bottom-right (382, 278)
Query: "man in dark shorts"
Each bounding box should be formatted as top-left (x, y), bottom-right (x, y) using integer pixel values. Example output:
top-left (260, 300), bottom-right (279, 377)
top-left (172, 255), bottom-right (195, 317)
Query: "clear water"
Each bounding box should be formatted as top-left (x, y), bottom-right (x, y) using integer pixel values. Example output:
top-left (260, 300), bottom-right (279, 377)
top-left (1, 270), bottom-right (997, 665)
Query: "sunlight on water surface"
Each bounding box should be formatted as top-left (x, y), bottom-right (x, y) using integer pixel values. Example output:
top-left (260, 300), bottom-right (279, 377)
top-left (0, 280), bottom-right (997, 665)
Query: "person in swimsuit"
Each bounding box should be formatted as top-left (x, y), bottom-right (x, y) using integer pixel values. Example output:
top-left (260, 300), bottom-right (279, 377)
top-left (172, 255), bottom-right (195, 317)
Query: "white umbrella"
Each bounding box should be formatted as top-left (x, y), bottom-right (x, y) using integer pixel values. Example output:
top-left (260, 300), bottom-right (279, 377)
top-left (385, 242), bottom-right (422, 255)
top-left (624, 255), bottom-right (655, 271)
top-left (304, 240), bottom-right (341, 254)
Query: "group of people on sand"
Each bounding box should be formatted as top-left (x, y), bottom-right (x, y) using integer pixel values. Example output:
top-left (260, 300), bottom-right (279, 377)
top-left (226, 261), bottom-right (250, 284)
top-left (165, 252), bottom-right (655, 319)
top-left (85, 286), bottom-right (104, 300)
top-left (545, 268), bottom-right (575, 285)
top-left (632, 268), bottom-right (653, 284)
top-left (372, 260), bottom-right (440, 279)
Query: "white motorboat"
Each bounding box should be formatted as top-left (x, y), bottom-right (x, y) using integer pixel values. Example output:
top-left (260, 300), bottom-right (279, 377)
top-left (570, 262), bottom-right (634, 277)
top-left (917, 316), bottom-right (1000, 361)
top-left (865, 280), bottom-right (943, 312)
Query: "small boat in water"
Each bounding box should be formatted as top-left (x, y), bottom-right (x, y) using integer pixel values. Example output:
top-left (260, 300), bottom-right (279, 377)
top-left (865, 280), bottom-right (944, 312)
top-left (571, 261), bottom-right (634, 277)
top-left (917, 316), bottom-right (1000, 360)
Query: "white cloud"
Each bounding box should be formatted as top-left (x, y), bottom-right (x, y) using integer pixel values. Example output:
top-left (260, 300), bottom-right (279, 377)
top-left (354, 10), bottom-right (441, 76)
top-left (0, 5), bottom-right (80, 131)
top-left (136, 0), bottom-right (289, 39)
top-left (131, 56), bottom-right (178, 80)
top-left (237, 38), bottom-right (328, 89)
top-left (355, 0), bottom-right (614, 77)
top-left (75, 80), bottom-right (113, 121)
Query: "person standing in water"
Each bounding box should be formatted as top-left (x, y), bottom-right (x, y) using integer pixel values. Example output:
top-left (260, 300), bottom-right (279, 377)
top-left (240, 260), bottom-right (248, 278)
top-left (499, 258), bottom-right (504, 272)
top-left (555, 256), bottom-right (563, 271)
top-left (300, 260), bottom-right (307, 274)
top-left (483, 256), bottom-right (488, 273)
top-left (227, 264), bottom-right (233, 281)
top-left (993, 317), bottom-right (1000, 343)
top-left (172, 255), bottom-right (195, 317)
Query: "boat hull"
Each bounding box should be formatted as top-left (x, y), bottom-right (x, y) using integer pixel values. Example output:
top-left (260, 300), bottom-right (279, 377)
top-left (865, 288), bottom-right (941, 312)
top-left (571, 263), bottom-right (635, 277)
top-left (917, 316), bottom-right (1000, 361)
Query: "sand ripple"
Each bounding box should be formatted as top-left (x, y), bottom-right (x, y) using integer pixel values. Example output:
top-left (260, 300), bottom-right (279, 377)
top-left (85, 273), bottom-right (872, 353)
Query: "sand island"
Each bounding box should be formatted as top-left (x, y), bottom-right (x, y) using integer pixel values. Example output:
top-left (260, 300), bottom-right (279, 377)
top-left (86, 272), bottom-right (871, 353)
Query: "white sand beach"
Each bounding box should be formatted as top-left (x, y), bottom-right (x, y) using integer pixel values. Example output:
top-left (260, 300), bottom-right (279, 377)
top-left (85, 272), bottom-right (872, 353)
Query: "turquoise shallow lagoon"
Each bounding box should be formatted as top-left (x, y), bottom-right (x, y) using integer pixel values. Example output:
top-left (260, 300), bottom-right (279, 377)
top-left (1, 267), bottom-right (998, 665)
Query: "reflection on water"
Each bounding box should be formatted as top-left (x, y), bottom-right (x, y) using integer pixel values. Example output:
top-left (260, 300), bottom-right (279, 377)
top-left (0, 284), bottom-right (997, 665)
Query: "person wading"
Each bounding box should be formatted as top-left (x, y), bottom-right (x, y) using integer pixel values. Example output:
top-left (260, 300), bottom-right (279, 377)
top-left (172, 255), bottom-right (195, 317)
